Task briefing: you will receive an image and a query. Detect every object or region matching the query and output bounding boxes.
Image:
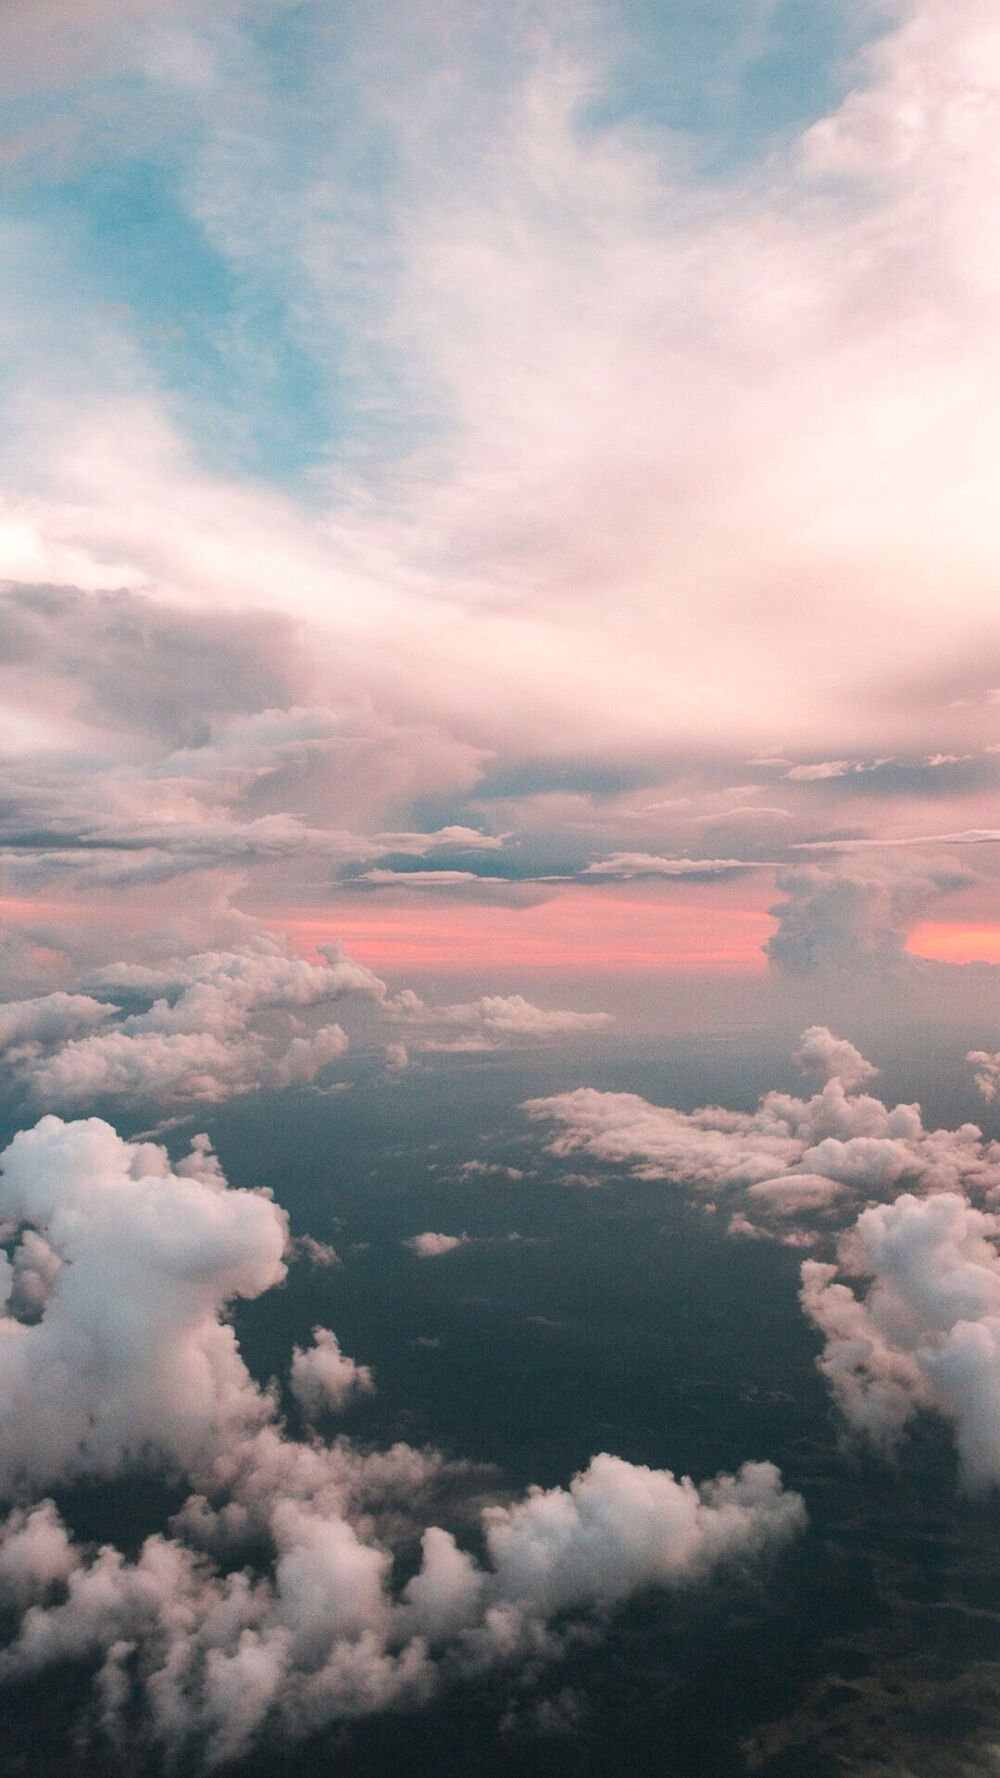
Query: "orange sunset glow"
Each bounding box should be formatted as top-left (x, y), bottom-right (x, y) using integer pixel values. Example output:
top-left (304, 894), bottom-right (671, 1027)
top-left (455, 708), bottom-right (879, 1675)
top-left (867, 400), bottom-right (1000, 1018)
top-left (907, 923), bottom-right (1000, 964)
top-left (268, 884), bottom-right (776, 973)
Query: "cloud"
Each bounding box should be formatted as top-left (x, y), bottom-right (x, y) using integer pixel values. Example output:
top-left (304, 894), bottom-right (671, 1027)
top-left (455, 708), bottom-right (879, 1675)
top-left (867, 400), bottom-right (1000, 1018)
top-left (785, 762), bottom-right (853, 782)
top-left (801, 1191), bottom-right (1000, 1490)
top-left (1, 0), bottom-right (1000, 934)
top-left (0, 991), bottom-right (115, 1050)
top-left (969, 1050), bottom-right (1000, 1104)
top-left (526, 1027), bottom-right (1000, 1245)
top-left (0, 588), bottom-right (498, 902)
top-left (0, 572), bottom-right (991, 956)
top-left (0, 1115), bottom-right (286, 1493)
top-left (526, 1023), bottom-right (1000, 1489)
top-left (0, 1113), bottom-right (804, 1762)
top-left (0, 930), bottom-right (617, 1117)
top-left (0, 1501), bottom-right (78, 1613)
top-left (288, 1234), bottom-right (340, 1269)
top-left (26, 1027), bottom-right (268, 1109)
top-left (745, 1174), bottom-right (850, 1216)
top-left (353, 870), bottom-right (506, 889)
top-left (793, 1026), bottom-right (880, 1089)
top-left (475, 1455), bottom-right (805, 1620)
top-left (373, 827), bottom-right (506, 855)
top-left (582, 854), bottom-right (751, 879)
top-left (391, 991), bottom-right (612, 1053)
top-left (289, 1328), bottom-right (375, 1418)
top-left (0, 585), bottom-right (299, 748)
top-left (765, 859), bottom-right (975, 974)
top-left (526, 1084), bottom-right (804, 1190)
top-left (404, 1232), bottom-right (469, 1259)
top-left (0, 937), bottom-right (384, 1111)
top-left (793, 831), bottom-right (1000, 851)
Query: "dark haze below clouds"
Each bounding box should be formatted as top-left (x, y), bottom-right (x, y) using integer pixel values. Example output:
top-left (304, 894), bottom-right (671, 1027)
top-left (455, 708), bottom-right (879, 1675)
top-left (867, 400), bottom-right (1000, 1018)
top-left (3, 1042), bottom-right (999, 1778)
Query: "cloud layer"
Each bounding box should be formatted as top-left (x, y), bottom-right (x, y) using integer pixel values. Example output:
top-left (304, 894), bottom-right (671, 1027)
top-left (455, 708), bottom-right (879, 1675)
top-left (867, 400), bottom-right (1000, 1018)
top-left (802, 1192), bottom-right (1000, 1490)
top-left (1, 0), bottom-right (1000, 973)
top-left (0, 1114), bottom-right (804, 1764)
top-left (526, 1027), bottom-right (1000, 1246)
top-left (0, 930), bottom-right (615, 1115)
top-left (529, 1024), bottom-right (1000, 1491)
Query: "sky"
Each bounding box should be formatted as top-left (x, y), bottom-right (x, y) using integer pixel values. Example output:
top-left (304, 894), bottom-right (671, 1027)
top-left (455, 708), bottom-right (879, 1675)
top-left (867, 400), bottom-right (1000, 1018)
top-left (0, 0), bottom-right (997, 1002)
top-left (2, 2), bottom-right (1000, 1774)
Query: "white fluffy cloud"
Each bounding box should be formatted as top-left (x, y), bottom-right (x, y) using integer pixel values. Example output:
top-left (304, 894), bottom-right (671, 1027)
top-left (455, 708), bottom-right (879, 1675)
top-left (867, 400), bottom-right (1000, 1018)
top-left (582, 855), bottom-right (749, 879)
top-left (0, 993), bottom-right (116, 1050)
top-left (969, 1049), bottom-right (1000, 1104)
top-left (0, 934), bottom-right (615, 1115)
top-left (0, 1115), bottom-right (287, 1492)
top-left (0, 1113), bottom-right (805, 1763)
top-left (0, 938), bottom-right (384, 1111)
top-left (801, 1191), bottom-right (1000, 1490)
top-left (390, 990), bottom-right (612, 1054)
top-left (527, 1024), bottom-right (1000, 1489)
top-left (793, 1026), bottom-right (880, 1090)
top-left (404, 1232), bottom-right (469, 1258)
top-left (526, 1028), bottom-right (1000, 1244)
top-left (290, 1328), bottom-right (375, 1418)
top-left (479, 1457), bottom-right (805, 1619)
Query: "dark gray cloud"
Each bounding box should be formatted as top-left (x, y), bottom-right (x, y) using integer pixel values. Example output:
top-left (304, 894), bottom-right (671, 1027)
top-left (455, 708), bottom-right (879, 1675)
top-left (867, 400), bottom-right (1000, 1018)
top-left (764, 859), bottom-right (976, 975)
top-left (0, 583), bottom-right (300, 744)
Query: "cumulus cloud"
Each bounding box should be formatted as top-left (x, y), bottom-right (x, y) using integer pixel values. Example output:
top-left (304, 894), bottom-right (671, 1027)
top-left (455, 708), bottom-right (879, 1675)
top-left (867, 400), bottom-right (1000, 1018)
top-left (0, 1501), bottom-right (78, 1613)
top-left (526, 1028), bottom-right (1000, 1245)
top-left (288, 1234), bottom-right (341, 1269)
top-left (0, 991), bottom-right (115, 1050)
top-left (477, 1457), bottom-right (805, 1620)
top-left (526, 1085), bottom-right (804, 1190)
top-left (969, 1050), bottom-right (1000, 1104)
top-left (392, 991), bottom-right (612, 1053)
top-left (526, 1023), bottom-right (1000, 1488)
top-left (0, 1115), bottom-right (804, 1763)
top-left (27, 1028), bottom-right (270, 1109)
top-left (289, 1328), bottom-right (375, 1418)
top-left (793, 1026), bottom-right (880, 1090)
top-left (745, 1174), bottom-right (850, 1217)
top-left (0, 937), bottom-right (384, 1111)
top-left (582, 854), bottom-right (749, 879)
top-left (404, 1232), bottom-right (469, 1258)
top-left (0, 1116), bottom-right (287, 1493)
top-left (801, 1191), bottom-right (1000, 1490)
top-left (765, 860), bottom-right (975, 975)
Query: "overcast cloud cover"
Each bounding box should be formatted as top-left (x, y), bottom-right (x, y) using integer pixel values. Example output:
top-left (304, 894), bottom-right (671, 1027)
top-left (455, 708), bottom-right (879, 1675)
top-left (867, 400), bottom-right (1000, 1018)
top-left (0, 0), bottom-right (998, 981)
top-left (1, 0), bottom-right (1000, 1770)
